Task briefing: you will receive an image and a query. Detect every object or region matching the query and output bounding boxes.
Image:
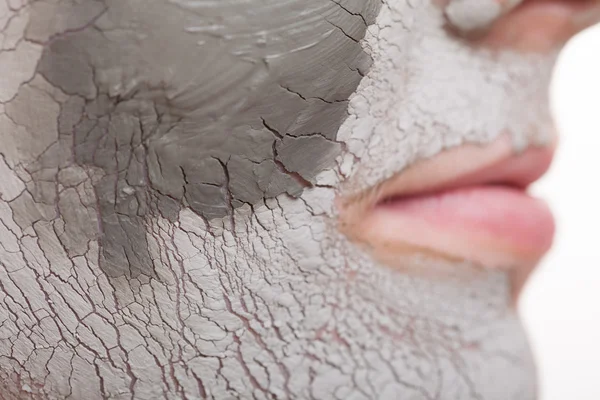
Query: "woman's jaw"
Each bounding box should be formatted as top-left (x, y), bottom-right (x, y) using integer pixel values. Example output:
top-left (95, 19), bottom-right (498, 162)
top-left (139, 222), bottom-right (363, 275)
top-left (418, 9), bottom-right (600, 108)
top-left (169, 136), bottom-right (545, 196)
top-left (337, 134), bottom-right (557, 299)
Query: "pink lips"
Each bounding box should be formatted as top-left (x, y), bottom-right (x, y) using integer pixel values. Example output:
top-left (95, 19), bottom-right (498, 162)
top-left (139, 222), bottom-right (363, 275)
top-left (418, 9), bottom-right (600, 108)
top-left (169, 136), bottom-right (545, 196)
top-left (338, 135), bottom-right (556, 292)
top-left (376, 182), bottom-right (555, 264)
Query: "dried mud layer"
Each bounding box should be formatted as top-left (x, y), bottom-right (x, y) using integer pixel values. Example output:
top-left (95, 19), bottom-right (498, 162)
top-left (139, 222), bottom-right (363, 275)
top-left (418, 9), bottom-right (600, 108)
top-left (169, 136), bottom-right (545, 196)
top-left (0, 0), bottom-right (551, 399)
top-left (0, 0), bottom-right (381, 278)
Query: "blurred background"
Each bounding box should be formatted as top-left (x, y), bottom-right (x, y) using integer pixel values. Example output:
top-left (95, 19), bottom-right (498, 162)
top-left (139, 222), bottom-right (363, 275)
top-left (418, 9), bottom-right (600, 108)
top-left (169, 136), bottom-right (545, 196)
top-left (522, 23), bottom-right (600, 400)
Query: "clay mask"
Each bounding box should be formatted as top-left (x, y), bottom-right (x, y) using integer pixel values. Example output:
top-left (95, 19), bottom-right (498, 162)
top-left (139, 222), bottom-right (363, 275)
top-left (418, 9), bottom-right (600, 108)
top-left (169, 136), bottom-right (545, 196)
top-left (444, 0), bottom-right (524, 32)
top-left (0, 0), bottom-right (574, 398)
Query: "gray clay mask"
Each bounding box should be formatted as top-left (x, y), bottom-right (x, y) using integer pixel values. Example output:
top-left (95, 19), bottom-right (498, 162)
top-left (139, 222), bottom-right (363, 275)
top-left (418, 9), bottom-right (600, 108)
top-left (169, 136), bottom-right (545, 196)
top-left (0, 0), bottom-right (586, 398)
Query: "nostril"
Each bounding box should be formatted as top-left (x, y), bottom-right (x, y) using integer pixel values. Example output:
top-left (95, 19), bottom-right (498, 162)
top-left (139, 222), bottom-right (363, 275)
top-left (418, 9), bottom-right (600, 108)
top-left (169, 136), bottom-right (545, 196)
top-left (445, 0), bottom-right (600, 52)
top-left (445, 0), bottom-right (524, 33)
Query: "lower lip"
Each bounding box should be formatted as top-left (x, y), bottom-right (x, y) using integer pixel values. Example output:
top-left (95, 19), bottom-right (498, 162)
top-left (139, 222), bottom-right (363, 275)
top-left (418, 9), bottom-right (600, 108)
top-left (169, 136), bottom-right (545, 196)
top-left (370, 184), bottom-right (555, 267)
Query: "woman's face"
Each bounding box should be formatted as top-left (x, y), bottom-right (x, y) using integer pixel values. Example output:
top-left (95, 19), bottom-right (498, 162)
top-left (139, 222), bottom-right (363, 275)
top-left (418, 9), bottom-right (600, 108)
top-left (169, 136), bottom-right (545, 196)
top-left (0, 0), bottom-right (598, 398)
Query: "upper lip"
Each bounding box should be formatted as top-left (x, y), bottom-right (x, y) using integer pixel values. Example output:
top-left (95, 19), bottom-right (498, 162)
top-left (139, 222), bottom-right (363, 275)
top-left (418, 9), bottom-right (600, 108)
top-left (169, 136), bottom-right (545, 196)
top-left (348, 135), bottom-right (556, 209)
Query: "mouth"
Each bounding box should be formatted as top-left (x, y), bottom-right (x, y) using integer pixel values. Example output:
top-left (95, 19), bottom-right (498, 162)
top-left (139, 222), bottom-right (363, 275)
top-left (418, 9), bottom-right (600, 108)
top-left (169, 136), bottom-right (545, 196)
top-left (338, 134), bottom-right (556, 291)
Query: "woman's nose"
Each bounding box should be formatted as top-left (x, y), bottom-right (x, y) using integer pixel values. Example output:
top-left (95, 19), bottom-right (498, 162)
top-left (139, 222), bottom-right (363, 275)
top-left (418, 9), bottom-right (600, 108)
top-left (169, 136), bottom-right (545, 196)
top-left (445, 0), bottom-right (600, 52)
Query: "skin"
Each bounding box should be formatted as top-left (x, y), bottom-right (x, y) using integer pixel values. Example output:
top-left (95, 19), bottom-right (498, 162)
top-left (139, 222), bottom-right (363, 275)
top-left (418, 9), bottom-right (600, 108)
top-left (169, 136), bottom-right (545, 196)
top-left (0, 0), bottom-right (594, 399)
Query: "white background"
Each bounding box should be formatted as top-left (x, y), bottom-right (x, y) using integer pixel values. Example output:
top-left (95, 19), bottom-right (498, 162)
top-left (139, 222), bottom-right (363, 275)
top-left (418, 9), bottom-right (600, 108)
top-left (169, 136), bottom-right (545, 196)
top-left (521, 24), bottom-right (600, 400)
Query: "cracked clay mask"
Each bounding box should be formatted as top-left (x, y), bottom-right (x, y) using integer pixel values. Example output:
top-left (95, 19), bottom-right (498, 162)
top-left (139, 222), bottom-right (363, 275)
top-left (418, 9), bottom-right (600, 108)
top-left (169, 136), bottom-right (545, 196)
top-left (0, 0), bottom-right (561, 399)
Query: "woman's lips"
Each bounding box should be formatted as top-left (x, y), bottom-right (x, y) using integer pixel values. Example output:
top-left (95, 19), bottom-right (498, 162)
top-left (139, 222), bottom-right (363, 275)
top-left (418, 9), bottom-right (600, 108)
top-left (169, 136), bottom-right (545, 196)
top-left (338, 135), bottom-right (556, 285)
